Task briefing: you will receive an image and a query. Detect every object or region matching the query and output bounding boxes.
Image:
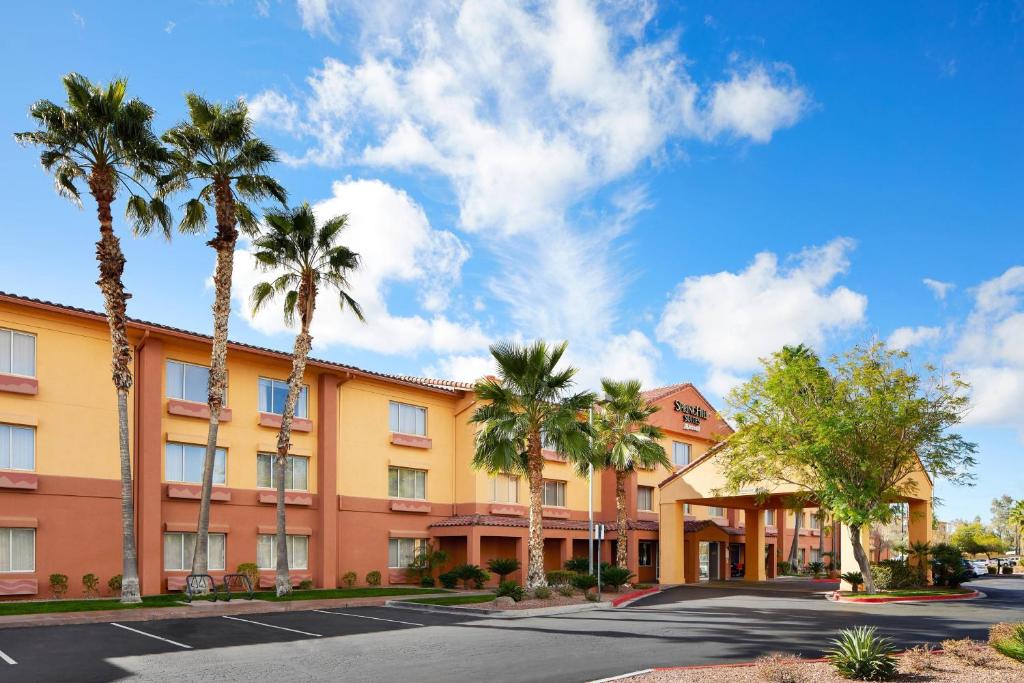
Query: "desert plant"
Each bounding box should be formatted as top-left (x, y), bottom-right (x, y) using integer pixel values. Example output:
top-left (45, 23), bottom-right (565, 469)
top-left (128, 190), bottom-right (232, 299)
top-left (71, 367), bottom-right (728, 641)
top-left (495, 580), bottom-right (525, 602)
top-left (438, 572), bottom-right (458, 589)
top-left (420, 576), bottom-right (435, 588)
top-left (899, 644), bottom-right (937, 674)
top-left (408, 542), bottom-right (450, 584)
top-left (1003, 565), bottom-right (1014, 575)
top-left (473, 570), bottom-right (491, 589)
top-left (585, 592), bottom-right (600, 602)
top-left (366, 570), bottom-right (382, 586)
top-left (940, 638), bottom-right (992, 666)
top-left (557, 584), bottom-right (575, 597)
top-left (633, 583), bottom-right (652, 589)
top-left (990, 623), bottom-right (1024, 663)
top-left (341, 571), bottom-right (357, 588)
top-left (990, 622), bottom-right (1024, 646)
top-left (49, 574), bottom-right (69, 599)
top-left (601, 566), bottom-right (634, 590)
top-left (988, 566), bottom-right (997, 574)
top-left (841, 571), bottom-right (864, 592)
top-left (452, 564), bottom-right (489, 589)
top-left (546, 570), bottom-right (575, 586)
top-left (754, 652), bottom-right (809, 683)
top-left (572, 573), bottom-right (599, 594)
top-left (82, 573), bottom-right (100, 598)
top-left (777, 561), bottom-right (793, 576)
top-left (237, 563), bottom-right (259, 589)
top-left (533, 586), bottom-right (552, 599)
top-left (486, 557), bottom-right (521, 583)
top-left (299, 579), bottom-right (313, 590)
top-left (871, 559), bottom-right (917, 590)
top-left (107, 574), bottom-right (122, 595)
top-left (825, 626), bottom-right (898, 681)
top-left (564, 556), bottom-right (590, 573)
top-left (807, 561), bottom-right (825, 577)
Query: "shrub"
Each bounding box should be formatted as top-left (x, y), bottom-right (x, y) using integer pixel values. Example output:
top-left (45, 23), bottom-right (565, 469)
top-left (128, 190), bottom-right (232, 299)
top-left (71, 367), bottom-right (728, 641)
top-left (940, 638), bottom-right (993, 666)
top-left (438, 571), bottom-right (458, 589)
top-left (107, 574), bottom-right (122, 595)
top-left (473, 570), bottom-right (490, 589)
top-left (495, 580), bottom-right (525, 602)
top-left (572, 573), bottom-right (598, 594)
top-left (365, 570), bottom-right (382, 586)
top-left (49, 573), bottom-right (69, 599)
top-left (601, 566), bottom-right (634, 590)
top-left (754, 652), bottom-right (809, 683)
top-left (777, 561), bottom-right (793, 576)
top-left (807, 561), bottom-right (825, 578)
top-left (533, 586), bottom-right (551, 599)
top-left (452, 564), bottom-right (488, 589)
top-left (871, 560), bottom-right (917, 590)
top-left (841, 571), bottom-right (864, 592)
top-left (585, 592), bottom-right (600, 602)
top-left (557, 584), bottom-right (575, 597)
top-left (930, 542), bottom-right (964, 586)
top-left (991, 623), bottom-right (1024, 663)
top-left (299, 579), bottom-right (314, 590)
top-left (545, 570), bottom-right (575, 586)
top-left (82, 573), bottom-right (100, 598)
top-left (341, 571), bottom-right (357, 588)
top-left (237, 563), bottom-right (259, 588)
top-left (989, 622), bottom-right (1024, 646)
top-left (825, 626), bottom-right (898, 681)
top-left (988, 566), bottom-right (997, 574)
top-left (564, 556), bottom-right (590, 573)
top-left (899, 644), bottom-right (937, 674)
top-left (1003, 565), bottom-right (1014, 575)
top-left (486, 557), bottom-right (520, 582)
top-left (420, 576), bottom-right (435, 588)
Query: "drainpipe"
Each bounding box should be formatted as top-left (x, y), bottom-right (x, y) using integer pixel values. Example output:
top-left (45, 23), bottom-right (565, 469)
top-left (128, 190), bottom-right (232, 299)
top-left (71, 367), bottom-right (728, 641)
top-left (131, 330), bottom-right (150, 540)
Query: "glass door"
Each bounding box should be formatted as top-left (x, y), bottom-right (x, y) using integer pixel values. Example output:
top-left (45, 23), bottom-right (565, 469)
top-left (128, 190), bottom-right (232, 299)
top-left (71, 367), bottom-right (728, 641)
top-left (698, 541), bottom-right (710, 581)
top-left (708, 542), bottom-right (720, 581)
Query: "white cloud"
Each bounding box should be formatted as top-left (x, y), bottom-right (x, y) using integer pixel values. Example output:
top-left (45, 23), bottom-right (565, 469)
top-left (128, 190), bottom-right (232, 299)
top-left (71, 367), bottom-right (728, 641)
top-left (706, 64), bottom-right (809, 142)
top-left (887, 325), bottom-right (942, 350)
top-left (246, 91), bottom-right (301, 135)
top-left (256, 0), bottom-right (271, 18)
top-left (923, 277), bottom-right (955, 301)
top-left (581, 330), bottom-right (662, 389)
top-left (164, 21), bottom-right (176, 34)
top-left (423, 354), bottom-right (495, 383)
top-left (656, 237), bottom-right (867, 385)
top-left (232, 178), bottom-right (488, 356)
top-left (71, 10), bottom-right (85, 28)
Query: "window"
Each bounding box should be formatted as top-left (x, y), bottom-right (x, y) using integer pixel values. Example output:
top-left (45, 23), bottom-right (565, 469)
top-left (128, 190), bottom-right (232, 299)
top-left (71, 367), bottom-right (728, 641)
top-left (388, 467), bottom-right (426, 499)
top-left (0, 424), bottom-right (34, 471)
top-left (637, 486), bottom-right (654, 512)
top-left (809, 512), bottom-right (821, 529)
top-left (811, 548), bottom-right (821, 564)
top-left (164, 532), bottom-right (225, 571)
top-left (684, 504), bottom-right (692, 514)
top-left (389, 401), bottom-right (426, 436)
top-left (543, 480), bottom-right (566, 507)
top-left (165, 442), bottom-right (226, 485)
top-left (490, 473), bottom-right (519, 503)
top-left (0, 528), bottom-right (34, 572)
top-left (708, 506), bottom-right (725, 517)
top-left (540, 429), bottom-right (557, 451)
top-left (638, 541), bottom-right (654, 567)
top-left (0, 329), bottom-right (35, 377)
top-left (672, 441), bottom-right (691, 467)
top-left (256, 453), bottom-right (309, 491)
top-left (765, 510), bottom-right (776, 525)
top-left (166, 360), bottom-right (225, 404)
top-left (258, 378), bottom-right (308, 419)
top-left (257, 534), bottom-right (309, 570)
top-left (388, 537), bottom-right (426, 568)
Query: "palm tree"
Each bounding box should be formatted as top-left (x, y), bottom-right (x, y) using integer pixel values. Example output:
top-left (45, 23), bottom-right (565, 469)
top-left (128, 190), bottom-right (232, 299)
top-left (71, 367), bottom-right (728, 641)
top-left (15, 74), bottom-right (169, 603)
top-left (1008, 500), bottom-right (1024, 555)
top-left (159, 95), bottom-right (286, 576)
top-left (250, 203), bottom-right (363, 595)
top-left (788, 505), bottom-right (804, 569)
top-left (591, 379), bottom-right (670, 569)
top-left (470, 341), bottom-right (596, 588)
top-left (908, 540), bottom-right (932, 585)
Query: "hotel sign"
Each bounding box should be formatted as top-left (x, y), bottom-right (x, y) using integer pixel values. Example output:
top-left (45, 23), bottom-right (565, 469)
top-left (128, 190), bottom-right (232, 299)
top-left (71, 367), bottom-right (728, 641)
top-left (673, 401), bottom-right (708, 432)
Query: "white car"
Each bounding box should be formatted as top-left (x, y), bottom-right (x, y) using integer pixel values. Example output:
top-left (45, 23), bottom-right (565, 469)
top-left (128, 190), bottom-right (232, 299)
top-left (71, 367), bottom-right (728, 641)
top-left (970, 560), bottom-right (988, 574)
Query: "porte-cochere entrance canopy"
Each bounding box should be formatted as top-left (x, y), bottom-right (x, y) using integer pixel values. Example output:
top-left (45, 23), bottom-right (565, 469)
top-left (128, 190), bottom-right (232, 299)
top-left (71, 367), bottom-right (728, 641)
top-left (657, 446), bottom-right (934, 586)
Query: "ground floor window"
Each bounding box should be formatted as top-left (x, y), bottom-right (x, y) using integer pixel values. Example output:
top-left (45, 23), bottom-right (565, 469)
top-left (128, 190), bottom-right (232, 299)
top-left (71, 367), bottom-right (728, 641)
top-left (164, 532), bottom-right (225, 571)
top-left (257, 534), bottom-right (308, 570)
top-left (811, 548), bottom-right (822, 564)
top-left (0, 527), bottom-right (34, 572)
top-left (388, 537), bottom-right (426, 568)
top-left (638, 540), bottom-right (654, 567)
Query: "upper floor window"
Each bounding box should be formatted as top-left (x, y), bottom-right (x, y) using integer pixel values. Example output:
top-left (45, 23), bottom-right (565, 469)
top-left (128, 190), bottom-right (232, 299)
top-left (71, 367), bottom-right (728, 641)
top-left (672, 441), bottom-right (691, 467)
top-left (0, 424), bottom-right (34, 471)
top-left (684, 503), bottom-right (692, 514)
top-left (167, 360), bottom-right (226, 404)
top-left (0, 329), bottom-right (35, 377)
top-left (388, 466), bottom-right (426, 500)
top-left (637, 486), bottom-right (654, 512)
top-left (257, 534), bottom-right (308, 570)
top-left (165, 442), bottom-right (226, 485)
top-left (389, 401), bottom-right (426, 436)
top-left (164, 532), bottom-right (225, 571)
top-left (765, 509), bottom-right (776, 525)
top-left (542, 480), bottom-right (566, 507)
top-left (708, 506), bottom-right (725, 517)
top-left (0, 528), bottom-right (34, 572)
top-left (257, 453), bottom-right (309, 491)
top-left (388, 537), bottom-right (425, 568)
top-left (808, 512), bottom-right (821, 529)
top-left (259, 378), bottom-right (308, 419)
top-left (491, 473), bottom-right (519, 504)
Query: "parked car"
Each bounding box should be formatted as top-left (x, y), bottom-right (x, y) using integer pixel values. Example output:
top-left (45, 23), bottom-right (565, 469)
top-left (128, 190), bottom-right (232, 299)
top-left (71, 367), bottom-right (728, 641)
top-left (969, 560), bottom-right (988, 575)
top-left (960, 560), bottom-right (978, 579)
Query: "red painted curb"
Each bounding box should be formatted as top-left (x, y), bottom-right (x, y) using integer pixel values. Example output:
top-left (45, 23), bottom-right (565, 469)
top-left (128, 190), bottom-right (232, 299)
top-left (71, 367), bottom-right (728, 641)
top-left (829, 589), bottom-right (980, 603)
top-left (810, 578), bottom-right (840, 583)
top-left (611, 587), bottom-right (660, 606)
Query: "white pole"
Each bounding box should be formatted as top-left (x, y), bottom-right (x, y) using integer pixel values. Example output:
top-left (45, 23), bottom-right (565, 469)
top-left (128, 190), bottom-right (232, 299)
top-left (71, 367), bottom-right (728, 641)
top-left (588, 407), bottom-right (594, 575)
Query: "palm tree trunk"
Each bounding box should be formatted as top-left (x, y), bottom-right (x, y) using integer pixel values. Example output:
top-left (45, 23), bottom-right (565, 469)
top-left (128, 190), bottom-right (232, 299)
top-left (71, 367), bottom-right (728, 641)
top-left (90, 168), bottom-right (141, 604)
top-left (849, 523), bottom-right (875, 594)
top-left (526, 432), bottom-right (546, 589)
top-left (818, 511), bottom-right (825, 560)
top-left (274, 325), bottom-right (313, 596)
top-left (615, 471), bottom-right (628, 569)
top-left (788, 508), bottom-right (802, 568)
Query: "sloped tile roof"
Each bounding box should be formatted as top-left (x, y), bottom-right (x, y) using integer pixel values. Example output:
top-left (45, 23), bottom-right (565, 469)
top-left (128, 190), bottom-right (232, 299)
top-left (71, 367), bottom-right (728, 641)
top-left (428, 514), bottom-right (659, 532)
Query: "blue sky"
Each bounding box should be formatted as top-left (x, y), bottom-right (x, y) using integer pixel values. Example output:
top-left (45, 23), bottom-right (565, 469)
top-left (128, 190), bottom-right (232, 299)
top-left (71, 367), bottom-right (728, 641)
top-left (2, 1), bottom-right (1022, 523)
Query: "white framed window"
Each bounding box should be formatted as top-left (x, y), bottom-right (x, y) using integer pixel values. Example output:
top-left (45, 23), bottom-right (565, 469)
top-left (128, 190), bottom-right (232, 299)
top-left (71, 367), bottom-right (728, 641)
top-left (765, 510), bottom-right (776, 525)
top-left (165, 442), bottom-right (226, 485)
top-left (708, 506), bottom-right (725, 517)
top-left (163, 532), bottom-right (225, 571)
top-left (809, 512), bottom-right (821, 529)
top-left (258, 378), bottom-right (308, 419)
top-left (388, 537), bottom-right (426, 568)
top-left (543, 480), bottom-right (566, 507)
top-left (0, 528), bottom-right (35, 572)
top-left (637, 486), bottom-right (654, 512)
top-left (490, 473), bottom-right (519, 503)
top-left (684, 504), bottom-right (692, 514)
top-left (166, 360), bottom-right (226, 404)
top-left (638, 540), bottom-right (654, 567)
top-left (672, 441), bottom-right (691, 467)
top-left (388, 467), bottom-right (426, 499)
top-left (389, 401), bottom-right (426, 436)
top-left (0, 328), bottom-right (35, 377)
top-left (256, 453), bottom-right (309, 491)
top-left (257, 534), bottom-right (308, 570)
top-left (0, 424), bottom-right (35, 471)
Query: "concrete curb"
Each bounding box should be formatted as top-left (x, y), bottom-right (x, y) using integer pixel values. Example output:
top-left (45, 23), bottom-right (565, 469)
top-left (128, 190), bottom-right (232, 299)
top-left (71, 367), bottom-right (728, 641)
top-left (385, 599), bottom-right (612, 619)
top-left (611, 587), bottom-right (662, 608)
top-left (827, 589), bottom-right (984, 604)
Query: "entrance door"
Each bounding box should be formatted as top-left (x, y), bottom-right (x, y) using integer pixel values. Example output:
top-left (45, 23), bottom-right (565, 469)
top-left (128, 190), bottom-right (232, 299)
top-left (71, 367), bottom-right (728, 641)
top-left (698, 541), bottom-right (710, 580)
top-left (708, 542), bottom-right (721, 581)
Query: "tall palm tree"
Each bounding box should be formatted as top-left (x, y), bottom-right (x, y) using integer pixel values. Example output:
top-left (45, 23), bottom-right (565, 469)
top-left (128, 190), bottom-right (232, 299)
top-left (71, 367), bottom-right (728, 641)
top-left (591, 379), bottom-right (670, 569)
top-left (250, 203), bottom-right (363, 596)
top-left (1008, 500), bottom-right (1024, 555)
top-left (15, 74), bottom-right (169, 603)
top-left (470, 341), bottom-right (596, 589)
top-left (159, 95), bottom-right (286, 576)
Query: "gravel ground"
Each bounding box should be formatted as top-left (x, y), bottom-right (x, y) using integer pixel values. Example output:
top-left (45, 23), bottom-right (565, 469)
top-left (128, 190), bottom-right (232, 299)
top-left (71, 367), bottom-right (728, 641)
top-left (459, 594), bottom-right (596, 610)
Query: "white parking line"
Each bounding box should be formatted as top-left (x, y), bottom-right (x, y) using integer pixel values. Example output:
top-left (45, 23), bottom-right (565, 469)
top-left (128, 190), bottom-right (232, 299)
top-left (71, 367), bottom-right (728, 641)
top-left (221, 615), bottom-right (322, 637)
top-left (0, 648), bottom-right (16, 665)
top-left (313, 610), bottom-right (423, 627)
top-left (110, 623), bottom-right (192, 649)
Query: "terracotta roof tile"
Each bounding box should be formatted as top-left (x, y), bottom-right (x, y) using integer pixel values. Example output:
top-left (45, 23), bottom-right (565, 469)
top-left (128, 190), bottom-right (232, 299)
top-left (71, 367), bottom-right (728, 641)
top-left (640, 382), bottom-right (694, 402)
top-left (428, 514), bottom-right (658, 532)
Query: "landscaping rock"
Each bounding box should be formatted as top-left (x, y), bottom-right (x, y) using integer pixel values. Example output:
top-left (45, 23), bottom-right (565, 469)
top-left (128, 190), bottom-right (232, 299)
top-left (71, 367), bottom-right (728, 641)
top-left (494, 596), bottom-right (516, 609)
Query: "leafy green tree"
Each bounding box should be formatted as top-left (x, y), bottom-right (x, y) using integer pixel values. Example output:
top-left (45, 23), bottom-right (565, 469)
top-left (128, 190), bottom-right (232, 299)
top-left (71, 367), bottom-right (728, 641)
top-left (950, 521), bottom-right (1007, 559)
top-left (591, 379), bottom-right (670, 569)
top-left (719, 342), bottom-right (977, 593)
top-left (250, 203), bottom-right (363, 595)
top-left (1009, 501), bottom-right (1024, 555)
top-left (159, 95), bottom-right (286, 577)
top-left (15, 74), bottom-right (170, 603)
top-left (991, 495), bottom-right (1016, 548)
top-left (470, 341), bottom-right (596, 588)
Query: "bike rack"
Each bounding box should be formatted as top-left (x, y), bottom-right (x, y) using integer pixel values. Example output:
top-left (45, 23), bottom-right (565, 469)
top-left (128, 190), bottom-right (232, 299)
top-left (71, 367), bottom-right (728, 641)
top-left (221, 573), bottom-right (255, 601)
top-left (184, 574), bottom-right (219, 603)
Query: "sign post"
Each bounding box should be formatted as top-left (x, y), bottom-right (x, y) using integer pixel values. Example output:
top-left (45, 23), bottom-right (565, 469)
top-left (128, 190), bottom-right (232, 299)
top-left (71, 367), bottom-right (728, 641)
top-left (594, 523), bottom-right (605, 601)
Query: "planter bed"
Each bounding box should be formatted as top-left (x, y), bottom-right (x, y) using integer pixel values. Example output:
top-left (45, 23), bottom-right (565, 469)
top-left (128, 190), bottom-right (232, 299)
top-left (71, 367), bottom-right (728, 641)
top-left (829, 588), bottom-right (979, 603)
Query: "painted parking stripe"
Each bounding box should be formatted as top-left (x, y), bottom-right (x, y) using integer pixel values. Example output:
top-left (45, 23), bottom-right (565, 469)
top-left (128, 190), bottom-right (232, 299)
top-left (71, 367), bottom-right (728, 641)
top-left (110, 622), bottom-right (192, 649)
top-left (313, 610), bottom-right (423, 627)
top-left (0, 648), bottom-right (16, 665)
top-left (222, 615), bottom-right (322, 637)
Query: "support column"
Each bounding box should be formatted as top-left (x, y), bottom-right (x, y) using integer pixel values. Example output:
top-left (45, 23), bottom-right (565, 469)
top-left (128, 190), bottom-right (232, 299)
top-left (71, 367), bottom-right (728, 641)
top-left (136, 337), bottom-right (164, 596)
top-left (743, 508), bottom-right (766, 582)
top-left (467, 528), bottom-right (481, 566)
top-left (516, 535), bottom-right (529, 585)
top-left (908, 498), bottom-right (933, 585)
top-left (560, 537), bottom-right (573, 571)
top-left (315, 373), bottom-right (340, 589)
top-left (658, 500), bottom-right (685, 585)
top-left (839, 524), bottom-right (872, 590)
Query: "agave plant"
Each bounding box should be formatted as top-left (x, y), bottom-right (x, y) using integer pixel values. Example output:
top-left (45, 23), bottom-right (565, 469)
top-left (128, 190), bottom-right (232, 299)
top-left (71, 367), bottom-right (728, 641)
top-left (826, 626), bottom-right (898, 681)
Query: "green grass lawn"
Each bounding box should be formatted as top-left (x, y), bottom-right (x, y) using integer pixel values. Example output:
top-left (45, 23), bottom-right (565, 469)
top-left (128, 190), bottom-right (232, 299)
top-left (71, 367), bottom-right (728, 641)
top-left (405, 594), bottom-right (496, 606)
top-left (842, 587), bottom-right (973, 599)
top-left (0, 587), bottom-right (450, 616)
